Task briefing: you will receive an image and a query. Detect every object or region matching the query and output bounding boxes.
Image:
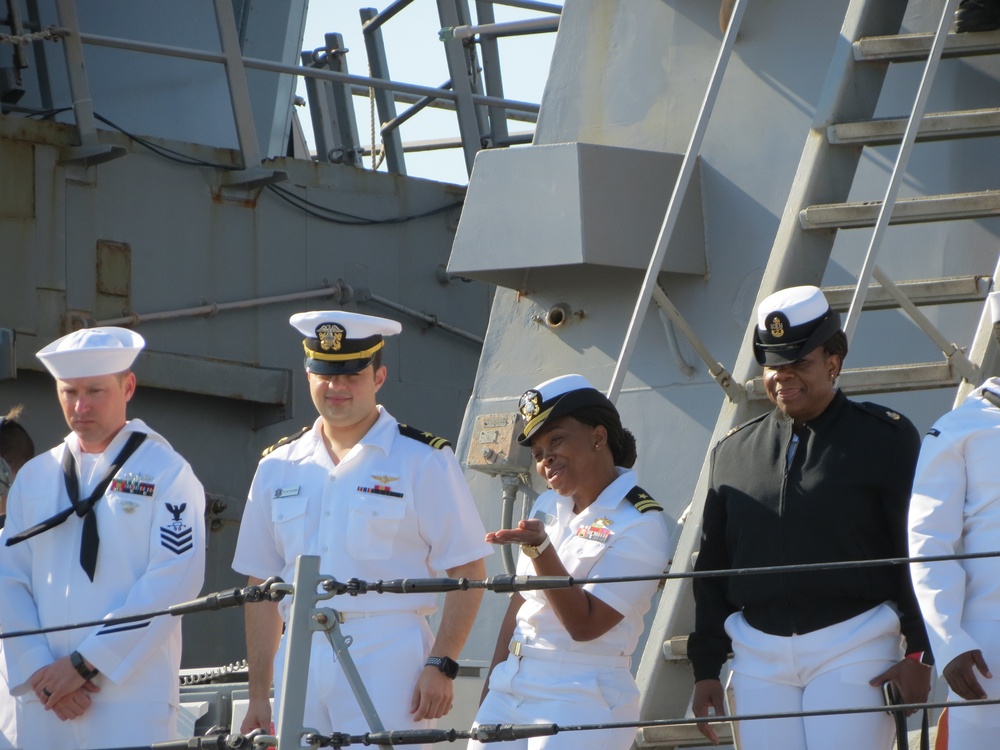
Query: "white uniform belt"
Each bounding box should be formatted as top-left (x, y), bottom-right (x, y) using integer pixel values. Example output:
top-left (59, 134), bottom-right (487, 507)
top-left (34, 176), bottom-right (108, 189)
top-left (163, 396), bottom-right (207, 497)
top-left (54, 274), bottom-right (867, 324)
top-left (509, 638), bottom-right (630, 669)
top-left (338, 609), bottom-right (420, 623)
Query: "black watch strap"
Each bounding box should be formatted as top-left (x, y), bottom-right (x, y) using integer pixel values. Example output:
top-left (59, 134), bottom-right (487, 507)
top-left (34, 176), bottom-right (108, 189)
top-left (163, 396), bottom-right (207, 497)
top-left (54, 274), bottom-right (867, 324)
top-left (425, 655), bottom-right (459, 680)
top-left (70, 650), bottom-right (99, 681)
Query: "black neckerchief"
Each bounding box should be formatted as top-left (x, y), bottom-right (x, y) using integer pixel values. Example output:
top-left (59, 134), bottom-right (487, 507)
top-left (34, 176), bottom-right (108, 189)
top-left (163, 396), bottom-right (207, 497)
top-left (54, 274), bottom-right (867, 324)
top-left (5, 432), bottom-right (147, 581)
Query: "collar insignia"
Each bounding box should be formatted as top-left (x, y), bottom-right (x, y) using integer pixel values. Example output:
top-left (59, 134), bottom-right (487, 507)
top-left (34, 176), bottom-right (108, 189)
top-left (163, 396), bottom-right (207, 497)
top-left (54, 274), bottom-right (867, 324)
top-left (316, 323), bottom-right (345, 351)
top-left (519, 390), bottom-right (542, 419)
top-left (885, 410), bottom-right (900, 420)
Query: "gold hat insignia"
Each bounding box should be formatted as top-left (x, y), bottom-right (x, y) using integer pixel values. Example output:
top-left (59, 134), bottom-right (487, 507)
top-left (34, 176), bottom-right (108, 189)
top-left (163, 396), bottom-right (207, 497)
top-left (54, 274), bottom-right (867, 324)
top-left (316, 323), bottom-right (345, 351)
top-left (769, 316), bottom-right (785, 339)
top-left (519, 390), bottom-right (542, 419)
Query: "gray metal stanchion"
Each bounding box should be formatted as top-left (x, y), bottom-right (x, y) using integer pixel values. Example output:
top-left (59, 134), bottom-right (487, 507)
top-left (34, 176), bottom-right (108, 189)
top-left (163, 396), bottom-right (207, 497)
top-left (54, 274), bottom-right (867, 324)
top-left (275, 555), bottom-right (390, 750)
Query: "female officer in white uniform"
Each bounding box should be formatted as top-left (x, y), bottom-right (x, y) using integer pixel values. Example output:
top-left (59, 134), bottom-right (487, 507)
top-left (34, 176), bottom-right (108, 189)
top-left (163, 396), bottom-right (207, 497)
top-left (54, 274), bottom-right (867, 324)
top-left (469, 374), bottom-right (672, 750)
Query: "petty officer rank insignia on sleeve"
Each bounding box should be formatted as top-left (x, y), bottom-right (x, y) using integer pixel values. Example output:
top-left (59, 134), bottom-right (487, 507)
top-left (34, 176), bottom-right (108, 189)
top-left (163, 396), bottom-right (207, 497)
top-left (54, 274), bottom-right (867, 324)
top-left (160, 502), bottom-right (194, 555)
top-left (397, 423), bottom-right (452, 450)
top-left (626, 486), bottom-right (663, 513)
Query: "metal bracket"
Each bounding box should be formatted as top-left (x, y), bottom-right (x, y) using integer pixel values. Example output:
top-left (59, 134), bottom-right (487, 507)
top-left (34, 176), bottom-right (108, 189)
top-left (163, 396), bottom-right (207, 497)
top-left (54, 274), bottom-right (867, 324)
top-left (651, 285), bottom-right (745, 404)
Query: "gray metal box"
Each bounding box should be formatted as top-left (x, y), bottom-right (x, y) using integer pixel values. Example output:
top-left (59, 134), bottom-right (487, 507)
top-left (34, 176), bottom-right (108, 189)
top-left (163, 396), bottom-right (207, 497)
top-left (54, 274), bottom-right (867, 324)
top-left (448, 143), bottom-right (707, 289)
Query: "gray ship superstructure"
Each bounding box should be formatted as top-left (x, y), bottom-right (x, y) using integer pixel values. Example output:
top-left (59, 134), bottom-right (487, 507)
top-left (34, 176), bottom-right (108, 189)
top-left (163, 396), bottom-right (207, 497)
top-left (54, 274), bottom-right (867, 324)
top-left (3, 0), bottom-right (1000, 747)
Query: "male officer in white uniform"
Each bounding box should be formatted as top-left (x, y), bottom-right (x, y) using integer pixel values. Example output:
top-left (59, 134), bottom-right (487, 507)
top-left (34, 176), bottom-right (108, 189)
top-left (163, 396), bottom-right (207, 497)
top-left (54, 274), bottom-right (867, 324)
top-left (909, 375), bottom-right (1000, 746)
top-left (0, 327), bottom-right (206, 748)
top-left (233, 311), bottom-right (490, 743)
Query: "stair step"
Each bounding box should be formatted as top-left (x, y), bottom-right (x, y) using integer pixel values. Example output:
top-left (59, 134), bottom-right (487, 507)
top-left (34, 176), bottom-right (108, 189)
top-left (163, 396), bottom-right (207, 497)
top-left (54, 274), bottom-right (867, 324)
top-left (854, 30), bottom-right (1000, 63)
top-left (747, 361), bottom-right (959, 399)
top-left (829, 107), bottom-right (1000, 146)
top-left (822, 275), bottom-right (991, 311)
top-left (636, 722), bottom-right (734, 749)
top-left (799, 189), bottom-right (1000, 230)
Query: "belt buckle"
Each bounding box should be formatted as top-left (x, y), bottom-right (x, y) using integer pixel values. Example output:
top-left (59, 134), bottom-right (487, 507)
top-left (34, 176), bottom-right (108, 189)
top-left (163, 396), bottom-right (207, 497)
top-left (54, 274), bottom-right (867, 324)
top-left (510, 640), bottom-right (522, 657)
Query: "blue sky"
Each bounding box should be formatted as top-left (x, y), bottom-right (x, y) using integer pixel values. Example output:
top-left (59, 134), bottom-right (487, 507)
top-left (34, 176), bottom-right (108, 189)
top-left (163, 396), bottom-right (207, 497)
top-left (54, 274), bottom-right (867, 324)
top-left (297, 2), bottom-right (560, 185)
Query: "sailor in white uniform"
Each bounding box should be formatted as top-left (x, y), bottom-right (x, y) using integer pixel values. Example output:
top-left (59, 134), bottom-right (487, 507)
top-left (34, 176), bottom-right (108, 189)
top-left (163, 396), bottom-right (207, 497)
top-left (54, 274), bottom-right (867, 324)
top-left (233, 311), bottom-right (490, 745)
top-left (909, 375), bottom-right (1000, 747)
top-left (0, 327), bottom-right (206, 749)
top-left (470, 375), bottom-right (672, 750)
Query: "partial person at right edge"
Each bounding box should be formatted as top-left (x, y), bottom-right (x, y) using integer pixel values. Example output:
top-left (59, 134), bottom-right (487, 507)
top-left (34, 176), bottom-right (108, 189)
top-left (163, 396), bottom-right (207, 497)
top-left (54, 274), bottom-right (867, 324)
top-left (908, 365), bottom-right (1000, 747)
top-left (469, 375), bottom-right (672, 750)
top-left (688, 286), bottom-right (932, 750)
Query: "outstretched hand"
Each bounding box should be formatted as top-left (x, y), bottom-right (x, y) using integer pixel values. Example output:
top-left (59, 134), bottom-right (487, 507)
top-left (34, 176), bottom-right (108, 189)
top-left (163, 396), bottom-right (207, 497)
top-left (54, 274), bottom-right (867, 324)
top-left (485, 519), bottom-right (546, 547)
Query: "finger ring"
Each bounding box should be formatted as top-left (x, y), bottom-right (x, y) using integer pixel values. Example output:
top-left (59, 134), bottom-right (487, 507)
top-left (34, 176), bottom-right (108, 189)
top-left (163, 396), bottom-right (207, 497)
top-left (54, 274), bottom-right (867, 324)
top-left (42, 688), bottom-right (51, 697)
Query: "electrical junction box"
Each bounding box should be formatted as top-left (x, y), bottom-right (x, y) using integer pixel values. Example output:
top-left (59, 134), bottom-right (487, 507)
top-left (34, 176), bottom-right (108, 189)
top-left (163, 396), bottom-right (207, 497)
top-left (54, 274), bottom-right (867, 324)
top-left (466, 412), bottom-right (532, 476)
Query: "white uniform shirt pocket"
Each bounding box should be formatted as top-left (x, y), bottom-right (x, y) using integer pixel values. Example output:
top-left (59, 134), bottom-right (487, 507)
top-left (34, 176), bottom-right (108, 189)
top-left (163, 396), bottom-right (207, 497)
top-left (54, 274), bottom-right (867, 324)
top-left (346, 495), bottom-right (407, 560)
top-left (563, 535), bottom-right (610, 578)
top-left (271, 494), bottom-right (310, 561)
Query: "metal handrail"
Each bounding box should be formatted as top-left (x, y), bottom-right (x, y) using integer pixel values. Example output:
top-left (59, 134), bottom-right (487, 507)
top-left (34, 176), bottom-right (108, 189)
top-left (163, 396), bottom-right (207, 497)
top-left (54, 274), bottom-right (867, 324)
top-left (71, 31), bottom-right (541, 116)
top-left (50, 0), bottom-right (546, 176)
top-left (606, 0), bottom-right (748, 402)
top-left (841, 0), bottom-right (962, 343)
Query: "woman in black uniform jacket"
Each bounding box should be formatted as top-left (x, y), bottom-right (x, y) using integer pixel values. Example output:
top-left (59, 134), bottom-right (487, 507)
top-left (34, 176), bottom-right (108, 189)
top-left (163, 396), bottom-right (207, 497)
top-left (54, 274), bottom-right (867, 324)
top-left (688, 286), bottom-right (931, 749)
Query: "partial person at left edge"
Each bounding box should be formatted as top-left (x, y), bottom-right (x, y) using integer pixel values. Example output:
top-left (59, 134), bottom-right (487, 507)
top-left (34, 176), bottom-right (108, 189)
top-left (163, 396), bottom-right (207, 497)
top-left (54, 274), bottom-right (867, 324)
top-left (0, 405), bottom-right (36, 750)
top-left (0, 327), bottom-right (207, 750)
top-left (0, 405), bottom-right (35, 530)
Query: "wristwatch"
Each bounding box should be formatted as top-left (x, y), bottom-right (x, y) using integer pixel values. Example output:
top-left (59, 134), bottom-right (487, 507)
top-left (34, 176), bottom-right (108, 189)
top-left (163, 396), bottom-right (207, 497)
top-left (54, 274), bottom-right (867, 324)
top-left (520, 536), bottom-right (551, 559)
top-left (425, 655), bottom-right (459, 680)
top-left (70, 650), bottom-right (99, 681)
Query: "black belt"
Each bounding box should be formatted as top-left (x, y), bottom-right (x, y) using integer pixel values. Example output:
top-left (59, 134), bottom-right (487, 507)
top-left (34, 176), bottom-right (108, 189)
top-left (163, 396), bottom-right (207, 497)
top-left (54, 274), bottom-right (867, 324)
top-left (5, 432), bottom-right (147, 580)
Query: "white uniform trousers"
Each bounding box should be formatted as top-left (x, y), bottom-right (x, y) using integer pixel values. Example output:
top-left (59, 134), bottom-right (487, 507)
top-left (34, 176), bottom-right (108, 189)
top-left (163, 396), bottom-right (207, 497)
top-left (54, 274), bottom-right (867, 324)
top-left (14, 695), bottom-right (176, 749)
top-left (0, 644), bottom-right (16, 750)
top-left (274, 613), bottom-right (433, 747)
top-left (468, 647), bottom-right (639, 750)
top-left (943, 620), bottom-right (1000, 747)
top-left (726, 604), bottom-right (901, 750)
